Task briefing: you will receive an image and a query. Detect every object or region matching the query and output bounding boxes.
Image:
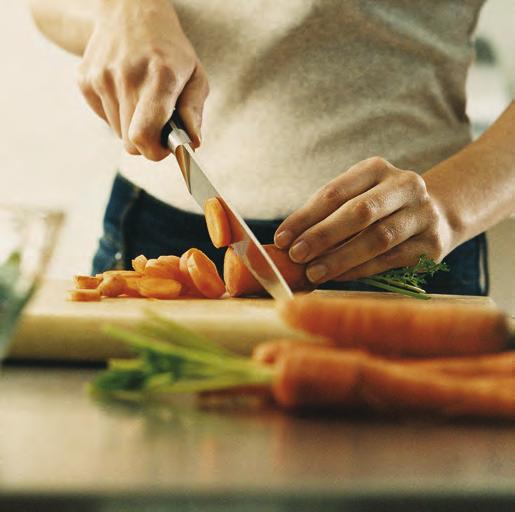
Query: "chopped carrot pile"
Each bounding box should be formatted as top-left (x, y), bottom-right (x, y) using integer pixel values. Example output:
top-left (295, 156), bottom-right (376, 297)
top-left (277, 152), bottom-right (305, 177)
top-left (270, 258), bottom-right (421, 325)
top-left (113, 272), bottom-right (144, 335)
top-left (70, 250), bottom-right (226, 301)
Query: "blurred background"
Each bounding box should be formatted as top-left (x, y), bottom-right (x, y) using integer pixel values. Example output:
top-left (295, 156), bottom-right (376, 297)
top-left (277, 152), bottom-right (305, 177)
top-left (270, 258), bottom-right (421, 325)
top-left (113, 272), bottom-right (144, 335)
top-left (1, 0), bottom-right (513, 312)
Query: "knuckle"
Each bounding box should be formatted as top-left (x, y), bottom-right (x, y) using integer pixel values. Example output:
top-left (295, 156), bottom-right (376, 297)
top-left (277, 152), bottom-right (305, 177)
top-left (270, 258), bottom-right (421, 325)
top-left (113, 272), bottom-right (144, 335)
top-left (318, 184), bottom-right (342, 207)
top-left (425, 230), bottom-right (445, 260)
top-left (367, 156), bottom-right (389, 174)
top-left (354, 198), bottom-right (378, 223)
top-left (373, 224), bottom-right (396, 250)
top-left (92, 68), bottom-right (112, 92)
top-left (149, 59), bottom-right (177, 86)
top-left (308, 228), bottom-right (332, 247)
top-left (403, 171), bottom-right (427, 195)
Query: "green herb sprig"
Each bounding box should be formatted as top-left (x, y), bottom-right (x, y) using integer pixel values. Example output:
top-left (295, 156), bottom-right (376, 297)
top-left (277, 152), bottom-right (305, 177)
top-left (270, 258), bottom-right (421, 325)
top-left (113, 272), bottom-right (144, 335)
top-left (358, 255), bottom-right (449, 299)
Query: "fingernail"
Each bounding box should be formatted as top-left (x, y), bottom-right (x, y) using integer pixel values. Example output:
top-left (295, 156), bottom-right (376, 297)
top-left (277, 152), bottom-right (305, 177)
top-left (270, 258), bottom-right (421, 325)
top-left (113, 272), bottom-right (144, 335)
top-left (192, 133), bottom-right (202, 148)
top-left (307, 264), bottom-right (327, 283)
top-left (275, 230), bottom-right (292, 248)
top-left (289, 240), bottom-right (309, 262)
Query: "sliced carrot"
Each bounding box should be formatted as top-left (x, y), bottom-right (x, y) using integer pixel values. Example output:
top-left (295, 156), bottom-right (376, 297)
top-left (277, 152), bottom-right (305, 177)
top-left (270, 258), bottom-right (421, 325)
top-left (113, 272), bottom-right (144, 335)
top-left (224, 244), bottom-right (310, 297)
top-left (99, 275), bottom-right (126, 298)
top-left (144, 256), bottom-right (183, 281)
top-left (187, 249), bottom-right (226, 299)
top-left (280, 296), bottom-right (509, 357)
top-left (123, 276), bottom-right (143, 297)
top-left (74, 275), bottom-right (101, 290)
top-left (103, 270), bottom-right (140, 278)
top-left (179, 248), bottom-right (202, 295)
top-left (139, 277), bottom-right (182, 300)
top-left (69, 288), bottom-right (101, 302)
top-left (132, 255), bottom-right (148, 273)
top-left (204, 197), bottom-right (232, 248)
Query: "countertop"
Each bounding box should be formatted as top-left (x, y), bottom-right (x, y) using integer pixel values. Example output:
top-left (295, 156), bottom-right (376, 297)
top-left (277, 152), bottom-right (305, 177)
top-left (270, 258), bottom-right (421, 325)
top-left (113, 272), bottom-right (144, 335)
top-left (0, 364), bottom-right (513, 511)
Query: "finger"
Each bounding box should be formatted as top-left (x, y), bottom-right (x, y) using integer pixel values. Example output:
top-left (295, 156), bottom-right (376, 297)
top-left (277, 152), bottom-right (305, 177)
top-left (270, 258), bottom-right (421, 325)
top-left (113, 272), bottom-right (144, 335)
top-left (118, 84), bottom-right (140, 155)
top-left (79, 85), bottom-right (108, 123)
top-left (274, 156), bottom-right (391, 249)
top-left (128, 65), bottom-right (183, 161)
top-left (305, 207), bottom-right (424, 284)
top-left (176, 65), bottom-right (209, 148)
top-left (288, 176), bottom-right (417, 263)
top-left (92, 72), bottom-right (122, 138)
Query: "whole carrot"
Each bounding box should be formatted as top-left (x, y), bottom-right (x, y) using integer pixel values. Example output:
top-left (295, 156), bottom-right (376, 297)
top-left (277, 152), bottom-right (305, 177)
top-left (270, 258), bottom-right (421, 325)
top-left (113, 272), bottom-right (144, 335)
top-left (280, 296), bottom-right (510, 357)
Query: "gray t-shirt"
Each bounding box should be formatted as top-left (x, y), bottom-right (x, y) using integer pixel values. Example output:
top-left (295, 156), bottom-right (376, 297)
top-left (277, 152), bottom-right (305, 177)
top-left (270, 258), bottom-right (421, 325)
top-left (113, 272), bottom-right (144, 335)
top-left (120, 0), bottom-right (486, 218)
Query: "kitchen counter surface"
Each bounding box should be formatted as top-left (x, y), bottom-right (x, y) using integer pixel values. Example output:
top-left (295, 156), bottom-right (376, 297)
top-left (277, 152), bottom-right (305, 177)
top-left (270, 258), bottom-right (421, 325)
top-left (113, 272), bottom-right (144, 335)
top-left (0, 365), bottom-right (513, 511)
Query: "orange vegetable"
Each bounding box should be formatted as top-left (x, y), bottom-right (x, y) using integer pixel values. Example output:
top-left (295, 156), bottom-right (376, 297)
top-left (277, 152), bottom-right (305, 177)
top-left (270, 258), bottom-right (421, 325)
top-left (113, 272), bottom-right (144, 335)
top-left (252, 338), bottom-right (335, 365)
top-left (179, 248), bottom-right (202, 295)
top-left (100, 275), bottom-right (126, 298)
top-left (204, 197), bottom-right (232, 248)
top-left (74, 275), bottom-right (101, 290)
top-left (224, 244), bottom-right (310, 297)
top-left (139, 277), bottom-right (182, 300)
top-left (69, 288), bottom-right (101, 302)
top-left (187, 249), bottom-right (226, 299)
top-left (268, 346), bottom-right (515, 419)
top-left (103, 270), bottom-right (140, 278)
top-left (280, 296), bottom-right (509, 357)
top-left (123, 276), bottom-right (143, 297)
top-left (144, 256), bottom-right (183, 281)
top-left (132, 255), bottom-right (148, 273)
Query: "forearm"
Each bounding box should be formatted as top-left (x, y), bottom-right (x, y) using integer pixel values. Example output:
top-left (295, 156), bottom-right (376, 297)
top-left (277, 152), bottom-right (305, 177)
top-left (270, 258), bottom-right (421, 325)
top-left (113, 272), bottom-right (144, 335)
top-left (424, 101), bottom-right (515, 251)
top-left (29, 0), bottom-right (98, 55)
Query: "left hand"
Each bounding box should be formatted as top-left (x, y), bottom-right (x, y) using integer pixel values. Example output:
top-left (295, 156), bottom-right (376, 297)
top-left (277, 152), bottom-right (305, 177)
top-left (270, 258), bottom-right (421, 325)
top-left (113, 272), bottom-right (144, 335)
top-left (274, 157), bottom-right (455, 284)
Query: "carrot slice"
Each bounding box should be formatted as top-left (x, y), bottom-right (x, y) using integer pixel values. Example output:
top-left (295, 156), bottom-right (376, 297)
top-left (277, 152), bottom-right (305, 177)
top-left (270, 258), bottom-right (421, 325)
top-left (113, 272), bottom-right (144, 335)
top-left (69, 288), bottom-right (101, 302)
top-left (144, 256), bottom-right (183, 282)
top-left (74, 275), bottom-right (101, 290)
top-left (187, 249), bottom-right (226, 299)
top-left (179, 248), bottom-right (202, 295)
top-left (132, 255), bottom-right (148, 273)
top-left (103, 270), bottom-right (140, 278)
top-left (139, 277), bottom-right (182, 300)
top-left (204, 197), bottom-right (232, 248)
top-left (99, 275), bottom-right (126, 298)
top-left (123, 276), bottom-right (143, 297)
top-left (224, 244), bottom-right (310, 297)
top-left (280, 296), bottom-right (510, 357)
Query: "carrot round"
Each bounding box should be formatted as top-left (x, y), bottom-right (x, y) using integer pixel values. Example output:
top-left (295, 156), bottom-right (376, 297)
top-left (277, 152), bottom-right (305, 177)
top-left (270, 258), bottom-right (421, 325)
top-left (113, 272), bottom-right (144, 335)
top-left (69, 288), bottom-right (101, 302)
top-left (144, 256), bottom-right (183, 282)
top-left (131, 255), bottom-right (148, 274)
top-left (74, 275), bottom-right (102, 290)
top-left (179, 248), bottom-right (202, 295)
top-left (186, 249), bottom-right (226, 299)
top-left (204, 197), bottom-right (232, 248)
top-left (224, 244), bottom-right (310, 297)
top-left (280, 296), bottom-right (509, 357)
top-left (100, 275), bottom-right (126, 297)
top-left (139, 277), bottom-right (182, 300)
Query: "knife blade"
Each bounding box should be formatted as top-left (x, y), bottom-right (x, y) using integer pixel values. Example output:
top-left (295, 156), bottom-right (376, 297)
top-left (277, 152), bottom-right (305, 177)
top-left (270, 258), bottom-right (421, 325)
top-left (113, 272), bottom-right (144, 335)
top-left (161, 112), bottom-right (293, 300)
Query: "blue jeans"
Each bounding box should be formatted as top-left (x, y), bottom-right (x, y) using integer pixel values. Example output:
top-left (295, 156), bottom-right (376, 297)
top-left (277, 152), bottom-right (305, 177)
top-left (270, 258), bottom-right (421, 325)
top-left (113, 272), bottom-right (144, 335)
top-left (93, 173), bottom-right (489, 296)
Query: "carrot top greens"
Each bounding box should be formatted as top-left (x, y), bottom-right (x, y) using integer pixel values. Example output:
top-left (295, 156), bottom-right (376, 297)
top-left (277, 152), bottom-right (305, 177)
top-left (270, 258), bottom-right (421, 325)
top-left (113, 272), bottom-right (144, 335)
top-left (89, 312), bottom-right (273, 398)
top-left (359, 255), bottom-right (449, 299)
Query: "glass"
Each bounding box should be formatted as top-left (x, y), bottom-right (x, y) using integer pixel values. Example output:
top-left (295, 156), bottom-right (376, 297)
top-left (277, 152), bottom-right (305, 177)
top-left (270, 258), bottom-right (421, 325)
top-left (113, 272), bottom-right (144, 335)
top-left (0, 204), bottom-right (63, 360)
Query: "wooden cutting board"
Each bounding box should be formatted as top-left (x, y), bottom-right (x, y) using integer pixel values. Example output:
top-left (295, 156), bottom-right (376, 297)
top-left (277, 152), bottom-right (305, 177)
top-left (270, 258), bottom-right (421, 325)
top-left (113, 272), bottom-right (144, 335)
top-left (8, 279), bottom-right (496, 362)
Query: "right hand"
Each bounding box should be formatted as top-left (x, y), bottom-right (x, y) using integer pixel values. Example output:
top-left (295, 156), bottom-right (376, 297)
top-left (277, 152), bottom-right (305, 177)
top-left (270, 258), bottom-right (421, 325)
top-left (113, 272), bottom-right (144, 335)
top-left (77, 0), bottom-right (209, 160)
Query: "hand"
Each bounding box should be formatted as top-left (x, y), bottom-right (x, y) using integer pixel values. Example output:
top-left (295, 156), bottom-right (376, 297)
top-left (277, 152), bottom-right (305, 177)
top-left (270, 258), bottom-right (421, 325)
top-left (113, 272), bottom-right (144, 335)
top-left (77, 0), bottom-right (208, 160)
top-left (274, 157), bottom-right (455, 284)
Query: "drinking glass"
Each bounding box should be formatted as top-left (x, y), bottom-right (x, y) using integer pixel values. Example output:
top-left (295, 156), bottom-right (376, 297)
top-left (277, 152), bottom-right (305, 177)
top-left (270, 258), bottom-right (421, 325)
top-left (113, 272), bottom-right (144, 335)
top-left (0, 205), bottom-right (63, 360)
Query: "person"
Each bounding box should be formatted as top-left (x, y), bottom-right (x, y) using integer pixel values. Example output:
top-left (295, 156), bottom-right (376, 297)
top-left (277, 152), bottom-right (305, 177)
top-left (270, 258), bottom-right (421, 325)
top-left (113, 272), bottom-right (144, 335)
top-left (29, 0), bottom-right (514, 295)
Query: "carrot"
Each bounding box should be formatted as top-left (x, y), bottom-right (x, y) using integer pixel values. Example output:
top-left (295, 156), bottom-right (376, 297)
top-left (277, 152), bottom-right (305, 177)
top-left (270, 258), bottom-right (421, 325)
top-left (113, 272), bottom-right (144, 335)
top-left (400, 352), bottom-right (514, 378)
top-left (74, 275), bottom-right (101, 290)
top-left (123, 276), bottom-right (143, 297)
top-left (224, 244), bottom-right (310, 297)
top-left (99, 275), bottom-right (126, 298)
top-left (269, 346), bottom-right (515, 419)
top-left (103, 270), bottom-right (140, 278)
top-left (252, 338), bottom-right (335, 365)
top-left (69, 288), bottom-right (101, 302)
top-left (179, 248), bottom-right (203, 295)
top-left (139, 277), bottom-right (182, 300)
top-left (132, 255), bottom-right (148, 273)
top-left (187, 249), bottom-right (226, 299)
top-left (204, 197), bottom-right (232, 248)
top-left (144, 256), bottom-right (183, 282)
top-left (280, 296), bottom-right (509, 357)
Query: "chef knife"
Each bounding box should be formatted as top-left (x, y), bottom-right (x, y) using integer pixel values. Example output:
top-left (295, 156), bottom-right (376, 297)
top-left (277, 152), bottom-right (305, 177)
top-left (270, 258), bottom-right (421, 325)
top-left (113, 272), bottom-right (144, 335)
top-left (161, 112), bottom-right (293, 300)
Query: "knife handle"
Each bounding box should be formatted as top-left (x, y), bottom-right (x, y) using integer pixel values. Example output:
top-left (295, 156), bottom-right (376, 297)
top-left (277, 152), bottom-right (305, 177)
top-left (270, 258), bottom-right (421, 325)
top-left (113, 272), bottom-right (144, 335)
top-left (160, 111), bottom-right (191, 152)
